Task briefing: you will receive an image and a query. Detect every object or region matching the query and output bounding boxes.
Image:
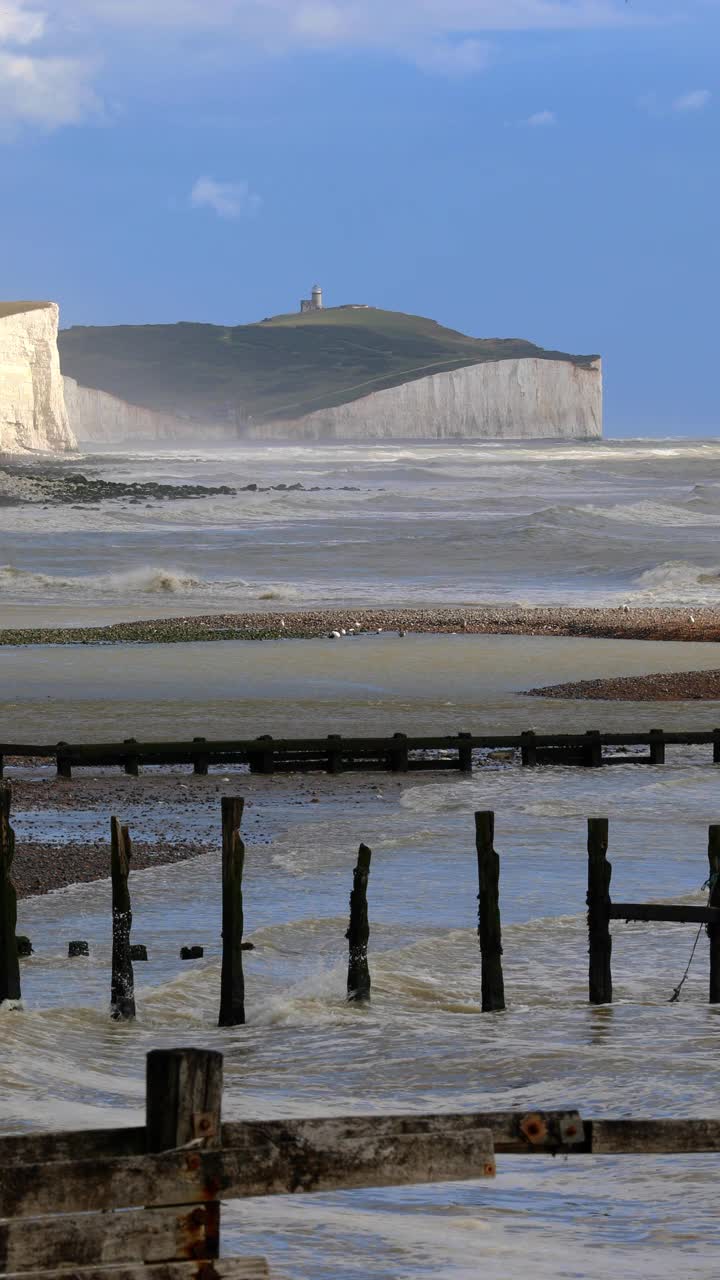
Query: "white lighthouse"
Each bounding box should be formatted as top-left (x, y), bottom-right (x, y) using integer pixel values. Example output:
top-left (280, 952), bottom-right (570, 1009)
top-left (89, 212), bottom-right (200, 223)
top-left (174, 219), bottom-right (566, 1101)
top-left (300, 283), bottom-right (324, 313)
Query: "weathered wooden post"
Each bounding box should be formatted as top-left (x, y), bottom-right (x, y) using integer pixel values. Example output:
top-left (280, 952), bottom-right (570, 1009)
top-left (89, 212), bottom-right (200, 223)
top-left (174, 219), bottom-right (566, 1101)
top-left (110, 817), bottom-right (135, 1021)
top-left (123, 739), bottom-right (140, 777)
top-left (587, 817), bottom-right (612, 1004)
top-left (193, 736), bottom-right (209, 776)
top-left (146, 1047), bottom-right (223, 1261)
top-left (708, 824), bottom-right (720, 1004)
top-left (520, 730), bottom-right (537, 767)
top-left (0, 783), bottom-right (21, 1006)
top-left (458, 732), bottom-right (473, 774)
top-left (713, 729), bottom-right (720, 765)
top-left (347, 844), bottom-right (372, 1002)
top-left (251, 735), bottom-right (274, 775)
top-left (326, 735), bottom-right (344, 774)
top-left (56, 742), bottom-right (72, 779)
top-left (218, 797), bottom-right (245, 1027)
top-left (475, 812), bottom-right (505, 1012)
top-left (389, 732), bottom-right (409, 773)
top-left (584, 730), bottom-right (603, 768)
top-left (649, 729), bottom-right (666, 766)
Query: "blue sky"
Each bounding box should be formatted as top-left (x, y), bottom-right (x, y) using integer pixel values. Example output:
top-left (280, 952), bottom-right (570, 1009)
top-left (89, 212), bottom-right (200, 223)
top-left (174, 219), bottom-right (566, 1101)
top-left (0, 0), bottom-right (718, 435)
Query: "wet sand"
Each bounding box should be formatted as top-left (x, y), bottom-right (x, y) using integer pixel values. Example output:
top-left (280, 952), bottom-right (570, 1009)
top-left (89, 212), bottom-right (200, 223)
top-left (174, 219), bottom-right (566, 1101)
top-left (2, 604), bottom-right (720, 646)
top-left (528, 668), bottom-right (720, 701)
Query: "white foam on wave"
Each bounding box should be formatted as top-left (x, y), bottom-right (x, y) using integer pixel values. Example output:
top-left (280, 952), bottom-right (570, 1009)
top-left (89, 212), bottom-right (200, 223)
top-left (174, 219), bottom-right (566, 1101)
top-left (630, 560), bottom-right (720, 602)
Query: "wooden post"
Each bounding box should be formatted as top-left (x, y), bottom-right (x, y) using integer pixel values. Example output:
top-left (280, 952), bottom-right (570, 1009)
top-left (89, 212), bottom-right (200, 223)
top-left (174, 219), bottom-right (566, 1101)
top-left (584, 730), bottom-right (603, 768)
top-left (193, 736), bottom-right (209, 776)
top-left (713, 729), bottom-right (720, 765)
top-left (123, 739), bottom-right (140, 777)
top-left (218, 797), bottom-right (245, 1027)
top-left (251, 735), bottom-right (274, 775)
top-left (520, 730), bottom-right (537, 767)
top-left (649, 729), bottom-right (665, 765)
top-left (708, 824), bottom-right (720, 1004)
top-left (587, 817), bottom-right (612, 1005)
top-left (326, 735), bottom-right (344, 775)
top-left (347, 844), bottom-right (371, 1002)
top-left (0, 783), bottom-right (21, 1005)
top-left (389, 732), bottom-right (409, 773)
top-left (458, 732), bottom-right (473, 774)
top-left (146, 1047), bottom-right (223, 1262)
top-left (475, 812), bottom-right (505, 1012)
top-left (110, 817), bottom-right (135, 1021)
top-left (56, 742), bottom-right (71, 779)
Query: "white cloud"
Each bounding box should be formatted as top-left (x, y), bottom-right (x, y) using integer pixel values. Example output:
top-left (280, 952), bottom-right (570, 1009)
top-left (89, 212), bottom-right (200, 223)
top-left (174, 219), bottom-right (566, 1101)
top-left (0, 1), bottom-right (45, 45)
top-left (527, 108), bottom-right (557, 125)
top-left (190, 177), bottom-right (262, 220)
top-left (0, 51), bottom-right (100, 129)
top-left (672, 88), bottom-right (711, 112)
top-left (412, 39), bottom-right (491, 76)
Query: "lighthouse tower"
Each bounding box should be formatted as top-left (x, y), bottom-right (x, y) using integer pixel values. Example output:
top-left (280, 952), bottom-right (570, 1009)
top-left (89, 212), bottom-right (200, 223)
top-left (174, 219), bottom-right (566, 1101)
top-left (300, 284), bottom-right (324, 313)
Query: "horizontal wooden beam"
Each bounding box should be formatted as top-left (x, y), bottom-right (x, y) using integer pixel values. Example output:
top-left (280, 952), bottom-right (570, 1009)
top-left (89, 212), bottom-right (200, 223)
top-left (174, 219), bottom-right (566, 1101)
top-left (3, 1259), bottom-right (269, 1280)
top-left (0, 1203), bottom-right (218, 1272)
top-left (609, 903), bottom-right (720, 925)
top-left (589, 1118), bottom-right (720, 1155)
top-left (0, 1110), bottom-right (583, 1169)
top-left (0, 1126), bottom-right (496, 1219)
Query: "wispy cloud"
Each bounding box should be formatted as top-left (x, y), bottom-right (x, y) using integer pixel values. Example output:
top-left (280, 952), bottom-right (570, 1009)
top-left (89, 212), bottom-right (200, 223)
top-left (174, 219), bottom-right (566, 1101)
top-left (412, 39), bottom-right (491, 76)
top-left (672, 88), bottom-right (711, 113)
top-left (0, 4), bottom-right (101, 131)
top-left (190, 176), bottom-right (262, 220)
top-left (526, 109), bottom-right (557, 126)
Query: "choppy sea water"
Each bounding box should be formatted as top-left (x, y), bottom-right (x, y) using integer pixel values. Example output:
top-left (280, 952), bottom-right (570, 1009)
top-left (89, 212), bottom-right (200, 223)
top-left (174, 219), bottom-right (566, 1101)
top-left (3, 437), bottom-right (720, 624)
top-left (3, 440), bottom-right (720, 1276)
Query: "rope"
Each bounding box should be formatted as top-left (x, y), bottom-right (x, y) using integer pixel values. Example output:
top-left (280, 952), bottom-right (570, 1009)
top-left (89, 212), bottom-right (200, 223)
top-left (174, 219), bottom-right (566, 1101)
top-left (668, 869), bottom-right (719, 1003)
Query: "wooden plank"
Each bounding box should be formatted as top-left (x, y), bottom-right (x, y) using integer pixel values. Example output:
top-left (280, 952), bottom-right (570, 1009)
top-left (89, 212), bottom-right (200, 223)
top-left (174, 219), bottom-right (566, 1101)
top-left (3, 1258), bottom-right (269, 1280)
top-left (587, 818), bottom-right (612, 1005)
top-left (347, 844), bottom-right (371, 1003)
top-left (589, 1118), bottom-right (720, 1155)
top-left (0, 783), bottom-right (20, 1005)
top-left (146, 1049), bottom-right (223, 1153)
top-left (110, 819), bottom-right (135, 1022)
top-left (0, 1204), bottom-right (219, 1272)
top-left (708, 825), bottom-right (720, 1003)
top-left (218, 799), bottom-right (245, 1028)
top-left (0, 1126), bottom-right (496, 1218)
top-left (608, 903), bottom-right (720, 925)
top-left (0, 1109), bottom-right (584, 1168)
top-left (475, 812), bottom-right (505, 1013)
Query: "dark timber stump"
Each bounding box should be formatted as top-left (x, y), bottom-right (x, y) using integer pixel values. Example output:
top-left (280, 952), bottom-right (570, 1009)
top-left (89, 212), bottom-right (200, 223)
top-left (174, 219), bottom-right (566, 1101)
top-left (649, 729), bottom-right (666, 765)
top-left (584, 730), bottom-right (603, 768)
top-left (475, 812), bottom-right (505, 1012)
top-left (520, 731), bottom-right (537, 767)
top-left (458, 733), bottom-right (473, 774)
top-left (123, 739), bottom-right (140, 777)
top-left (713, 729), bottom-right (720, 765)
top-left (0, 783), bottom-right (21, 1005)
top-left (347, 844), bottom-right (372, 1002)
top-left (587, 817), bottom-right (612, 1004)
top-left (708, 824), bottom-right (720, 1004)
top-left (390, 733), bottom-right (409, 773)
top-left (110, 817), bottom-right (136, 1021)
top-left (218, 797), bottom-right (245, 1027)
top-left (56, 742), bottom-right (72, 779)
top-left (193, 737), bottom-right (209, 776)
top-left (327, 735), bottom-right (344, 775)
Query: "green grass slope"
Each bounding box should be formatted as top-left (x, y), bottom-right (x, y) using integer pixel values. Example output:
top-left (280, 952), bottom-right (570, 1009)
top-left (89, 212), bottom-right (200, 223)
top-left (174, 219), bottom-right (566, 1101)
top-left (58, 307), bottom-right (599, 425)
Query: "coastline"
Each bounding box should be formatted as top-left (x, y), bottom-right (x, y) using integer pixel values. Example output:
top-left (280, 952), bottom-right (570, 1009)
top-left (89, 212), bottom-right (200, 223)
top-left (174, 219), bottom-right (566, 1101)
top-left (3, 603), bottom-right (720, 646)
top-left (528, 667), bottom-right (720, 702)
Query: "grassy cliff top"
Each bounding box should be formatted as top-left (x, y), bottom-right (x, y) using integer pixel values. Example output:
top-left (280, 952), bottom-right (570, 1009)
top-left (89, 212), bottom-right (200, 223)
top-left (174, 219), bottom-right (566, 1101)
top-left (0, 301), bottom-right (55, 319)
top-left (59, 306), bottom-right (599, 424)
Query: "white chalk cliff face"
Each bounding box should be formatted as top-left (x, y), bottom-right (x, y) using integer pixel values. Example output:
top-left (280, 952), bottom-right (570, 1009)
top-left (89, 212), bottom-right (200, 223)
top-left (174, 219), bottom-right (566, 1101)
top-left (62, 377), bottom-right (233, 443)
top-left (0, 303), bottom-right (76, 454)
top-left (249, 357), bottom-right (603, 441)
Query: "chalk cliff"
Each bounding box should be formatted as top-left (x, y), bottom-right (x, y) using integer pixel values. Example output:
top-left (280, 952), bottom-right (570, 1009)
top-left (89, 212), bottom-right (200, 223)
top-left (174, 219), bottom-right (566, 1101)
top-left (0, 303), bottom-right (76, 454)
top-left (246, 356), bottom-right (602, 441)
top-left (62, 377), bottom-right (237, 444)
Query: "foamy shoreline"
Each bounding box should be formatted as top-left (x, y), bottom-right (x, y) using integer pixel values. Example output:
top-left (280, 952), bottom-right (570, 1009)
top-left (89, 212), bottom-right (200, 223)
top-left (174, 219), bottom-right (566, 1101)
top-left (3, 603), bottom-right (720, 646)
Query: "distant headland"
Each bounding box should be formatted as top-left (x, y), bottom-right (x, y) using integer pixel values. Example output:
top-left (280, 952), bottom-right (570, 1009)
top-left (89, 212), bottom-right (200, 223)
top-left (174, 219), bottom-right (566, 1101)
top-left (1, 291), bottom-right (602, 452)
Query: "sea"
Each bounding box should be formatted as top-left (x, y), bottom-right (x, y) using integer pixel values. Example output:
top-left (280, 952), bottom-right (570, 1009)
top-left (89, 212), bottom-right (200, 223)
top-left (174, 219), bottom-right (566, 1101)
top-left (2, 437), bottom-right (720, 1278)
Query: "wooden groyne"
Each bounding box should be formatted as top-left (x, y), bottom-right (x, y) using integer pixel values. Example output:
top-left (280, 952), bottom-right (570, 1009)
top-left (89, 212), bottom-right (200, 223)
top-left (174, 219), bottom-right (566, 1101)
top-left (2, 727), bottom-right (720, 777)
top-left (3, 783), bottom-right (719, 1016)
top-left (0, 1046), bottom-right (719, 1276)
